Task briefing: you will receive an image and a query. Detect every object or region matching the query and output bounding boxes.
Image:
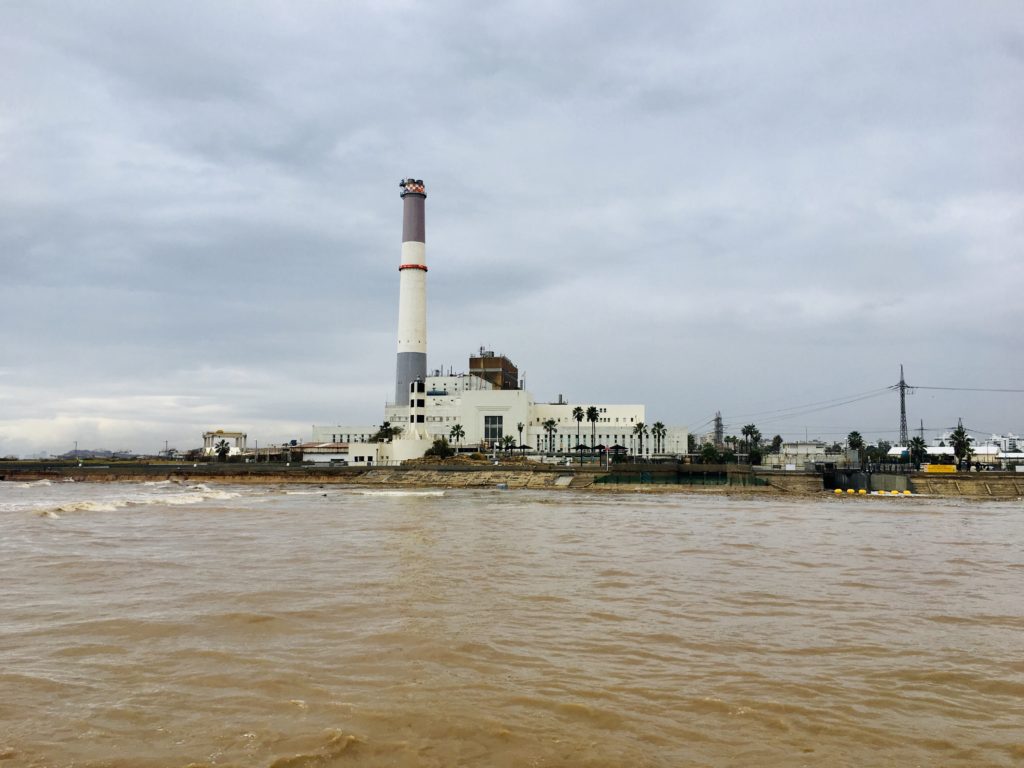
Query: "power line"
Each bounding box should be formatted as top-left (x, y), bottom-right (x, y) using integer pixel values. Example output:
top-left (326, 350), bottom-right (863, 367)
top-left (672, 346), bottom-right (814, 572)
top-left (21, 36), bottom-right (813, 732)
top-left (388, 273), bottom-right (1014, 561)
top-left (913, 385), bottom-right (1024, 393)
top-left (724, 386), bottom-right (894, 421)
top-left (730, 389), bottom-right (895, 427)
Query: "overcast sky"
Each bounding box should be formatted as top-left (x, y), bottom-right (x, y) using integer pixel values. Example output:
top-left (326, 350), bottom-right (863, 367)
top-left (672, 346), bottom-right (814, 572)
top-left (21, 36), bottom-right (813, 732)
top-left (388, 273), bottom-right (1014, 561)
top-left (2, 0), bottom-right (1022, 456)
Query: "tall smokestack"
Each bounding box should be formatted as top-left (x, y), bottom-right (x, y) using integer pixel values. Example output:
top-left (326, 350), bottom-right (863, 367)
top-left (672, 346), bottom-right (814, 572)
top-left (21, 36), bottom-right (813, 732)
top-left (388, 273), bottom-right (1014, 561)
top-left (395, 178), bottom-right (427, 404)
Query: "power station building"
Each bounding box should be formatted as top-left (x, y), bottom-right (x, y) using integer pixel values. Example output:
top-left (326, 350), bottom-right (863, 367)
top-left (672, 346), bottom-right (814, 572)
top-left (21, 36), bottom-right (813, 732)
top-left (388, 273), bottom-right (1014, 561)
top-left (310, 178), bottom-right (688, 465)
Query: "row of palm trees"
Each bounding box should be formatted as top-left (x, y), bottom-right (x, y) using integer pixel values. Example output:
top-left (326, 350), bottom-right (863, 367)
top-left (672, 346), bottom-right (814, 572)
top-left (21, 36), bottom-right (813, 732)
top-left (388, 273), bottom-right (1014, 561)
top-left (444, 410), bottom-right (669, 457)
top-left (848, 420), bottom-right (974, 468)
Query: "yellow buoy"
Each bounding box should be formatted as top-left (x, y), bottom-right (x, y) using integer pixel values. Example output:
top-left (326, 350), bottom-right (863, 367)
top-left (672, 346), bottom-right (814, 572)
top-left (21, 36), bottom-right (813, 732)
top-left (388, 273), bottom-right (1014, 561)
top-left (891, 490), bottom-right (900, 495)
top-left (859, 489), bottom-right (867, 494)
top-left (835, 488), bottom-right (843, 494)
top-left (903, 490), bottom-right (912, 495)
top-left (847, 489), bottom-right (855, 494)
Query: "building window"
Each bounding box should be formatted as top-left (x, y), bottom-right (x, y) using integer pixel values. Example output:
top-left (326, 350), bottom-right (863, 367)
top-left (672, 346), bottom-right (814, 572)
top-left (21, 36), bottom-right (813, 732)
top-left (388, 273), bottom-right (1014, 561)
top-left (484, 415), bottom-right (503, 441)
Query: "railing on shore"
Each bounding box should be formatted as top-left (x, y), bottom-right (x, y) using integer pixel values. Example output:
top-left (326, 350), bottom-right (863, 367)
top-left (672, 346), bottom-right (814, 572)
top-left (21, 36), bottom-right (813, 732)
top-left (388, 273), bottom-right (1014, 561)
top-left (595, 471), bottom-right (768, 487)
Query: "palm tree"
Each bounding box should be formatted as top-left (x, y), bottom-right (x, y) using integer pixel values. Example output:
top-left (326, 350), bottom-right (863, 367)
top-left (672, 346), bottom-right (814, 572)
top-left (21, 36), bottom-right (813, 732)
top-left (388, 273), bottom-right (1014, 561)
top-left (542, 418), bottom-right (558, 453)
top-left (651, 422), bottom-right (666, 454)
top-left (371, 421), bottom-right (403, 442)
top-left (586, 406), bottom-right (599, 447)
top-left (214, 439), bottom-right (231, 462)
top-left (571, 406), bottom-right (586, 464)
top-left (908, 436), bottom-right (928, 469)
top-left (632, 422), bottom-right (648, 457)
top-left (741, 424), bottom-right (761, 454)
top-left (449, 423), bottom-right (465, 447)
top-left (517, 421), bottom-right (525, 448)
top-left (847, 431), bottom-right (864, 450)
top-left (501, 434), bottom-right (516, 456)
top-left (949, 419), bottom-right (973, 470)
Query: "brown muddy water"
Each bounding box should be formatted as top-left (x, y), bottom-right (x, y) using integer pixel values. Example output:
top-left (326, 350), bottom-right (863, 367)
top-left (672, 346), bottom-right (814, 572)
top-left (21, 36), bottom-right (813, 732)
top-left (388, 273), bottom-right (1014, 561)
top-left (1, 480), bottom-right (1022, 767)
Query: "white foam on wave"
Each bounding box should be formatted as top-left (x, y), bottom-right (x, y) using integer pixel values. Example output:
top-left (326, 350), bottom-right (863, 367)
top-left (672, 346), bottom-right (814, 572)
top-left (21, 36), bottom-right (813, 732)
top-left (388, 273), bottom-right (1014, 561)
top-left (17, 479), bottom-right (53, 488)
top-left (356, 490), bottom-right (445, 497)
top-left (162, 489), bottom-right (241, 505)
top-left (39, 486), bottom-right (242, 516)
top-left (56, 500), bottom-right (124, 513)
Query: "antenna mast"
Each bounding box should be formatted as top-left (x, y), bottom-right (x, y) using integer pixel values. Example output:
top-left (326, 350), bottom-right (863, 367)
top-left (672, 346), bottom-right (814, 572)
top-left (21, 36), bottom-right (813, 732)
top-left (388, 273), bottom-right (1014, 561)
top-left (899, 364), bottom-right (909, 447)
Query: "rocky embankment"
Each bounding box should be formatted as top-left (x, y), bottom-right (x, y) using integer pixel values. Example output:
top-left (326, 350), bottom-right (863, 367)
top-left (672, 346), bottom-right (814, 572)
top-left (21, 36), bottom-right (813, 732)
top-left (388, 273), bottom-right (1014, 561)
top-left (2, 461), bottom-right (1020, 498)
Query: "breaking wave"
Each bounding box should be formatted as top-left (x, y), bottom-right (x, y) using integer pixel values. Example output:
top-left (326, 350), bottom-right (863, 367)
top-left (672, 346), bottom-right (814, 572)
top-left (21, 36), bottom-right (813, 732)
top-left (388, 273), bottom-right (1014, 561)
top-left (28, 486), bottom-right (245, 516)
top-left (356, 490), bottom-right (445, 497)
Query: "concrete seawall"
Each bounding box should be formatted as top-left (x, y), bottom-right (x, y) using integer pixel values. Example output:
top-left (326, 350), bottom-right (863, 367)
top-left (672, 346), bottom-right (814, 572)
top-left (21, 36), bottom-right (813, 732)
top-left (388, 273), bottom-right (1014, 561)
top-left (1, 463), bottom-right (1020, 498)
top-left (910, 473), bottom-right (1024, 498)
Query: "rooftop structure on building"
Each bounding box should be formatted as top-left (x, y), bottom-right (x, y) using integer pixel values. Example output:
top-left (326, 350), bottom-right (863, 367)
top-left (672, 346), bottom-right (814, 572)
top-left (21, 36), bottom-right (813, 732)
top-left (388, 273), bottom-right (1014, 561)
top-left (469, 347), bottom-right (520, 390)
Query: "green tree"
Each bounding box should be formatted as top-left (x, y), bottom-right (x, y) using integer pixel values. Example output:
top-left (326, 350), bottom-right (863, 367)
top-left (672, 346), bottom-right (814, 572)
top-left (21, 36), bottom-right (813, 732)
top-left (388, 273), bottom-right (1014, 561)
top-left (700, 443), bottom-right (720, 463)
top-left (424, 438), bottom-right (454, 459)
top-left (542, 419), bottom-right (558, 453)
top-left (865, 440), bottom-right (892, 464)
top-left (214, 439), bottom-right (231, 462)
top-left (501, 434), bottom-right (516, 455)
top-left (586, 406), bottom-right (599, 447)
top-left (908, 436), bottom-right (928, 469)
top-left (949, 420), bottom-right (973, 470)
top-left (572, 406), bottom-right (584, 451)
top-left (847, 431), bottom-right (864, 450)
top-left (651, 422), bottom-right (666, 454)
top-left (770, 434), bottom-right (783, 454)
top-left (449, 423), bottom-right (465, 446)
top-left (371, 421), bottom-right (402, 442)
top-left (632, 422), bottom-right (648, 457)
top-left (517, 421), bottom-right (525, 448)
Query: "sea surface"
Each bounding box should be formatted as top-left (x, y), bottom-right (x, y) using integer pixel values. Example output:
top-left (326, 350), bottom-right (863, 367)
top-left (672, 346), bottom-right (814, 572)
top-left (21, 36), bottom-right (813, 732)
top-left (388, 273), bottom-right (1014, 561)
top-left (1, 479), bottom-right (1022, 767)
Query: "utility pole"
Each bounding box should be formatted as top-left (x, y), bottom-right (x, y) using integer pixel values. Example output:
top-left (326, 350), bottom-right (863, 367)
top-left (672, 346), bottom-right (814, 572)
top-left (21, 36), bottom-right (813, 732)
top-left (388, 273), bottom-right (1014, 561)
top-left (899, 364), bottom-right (909, 447)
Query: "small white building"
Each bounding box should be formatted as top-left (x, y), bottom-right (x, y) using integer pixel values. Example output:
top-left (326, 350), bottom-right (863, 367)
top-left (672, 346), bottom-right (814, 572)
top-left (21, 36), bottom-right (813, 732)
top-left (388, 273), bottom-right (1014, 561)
top-left (202, 430), bottom-right (247, 457)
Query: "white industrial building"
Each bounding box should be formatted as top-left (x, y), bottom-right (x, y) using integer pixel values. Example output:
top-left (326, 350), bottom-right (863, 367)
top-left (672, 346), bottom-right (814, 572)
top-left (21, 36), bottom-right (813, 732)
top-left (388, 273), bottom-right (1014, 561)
top-left (312, 350), bottom-right (688, 465)
top-left (309, 178), bottom-right (688, 466)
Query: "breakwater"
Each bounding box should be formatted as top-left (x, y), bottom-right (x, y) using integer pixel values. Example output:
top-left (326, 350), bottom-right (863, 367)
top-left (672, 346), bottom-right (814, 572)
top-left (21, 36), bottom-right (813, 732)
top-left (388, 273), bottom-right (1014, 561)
top-left (1, 462), bottom-right (1020, 498)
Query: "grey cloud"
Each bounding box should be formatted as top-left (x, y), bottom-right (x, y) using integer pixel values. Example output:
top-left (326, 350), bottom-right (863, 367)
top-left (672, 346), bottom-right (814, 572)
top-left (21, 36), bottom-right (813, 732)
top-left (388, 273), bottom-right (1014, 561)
top-left (1, 0), bottom-right (1021, 455)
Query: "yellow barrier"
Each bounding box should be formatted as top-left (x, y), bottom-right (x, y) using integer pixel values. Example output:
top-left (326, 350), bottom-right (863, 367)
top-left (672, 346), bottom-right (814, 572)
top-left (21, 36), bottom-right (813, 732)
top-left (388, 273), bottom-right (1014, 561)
top-left (925, 464), bottom-right (957, 474)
